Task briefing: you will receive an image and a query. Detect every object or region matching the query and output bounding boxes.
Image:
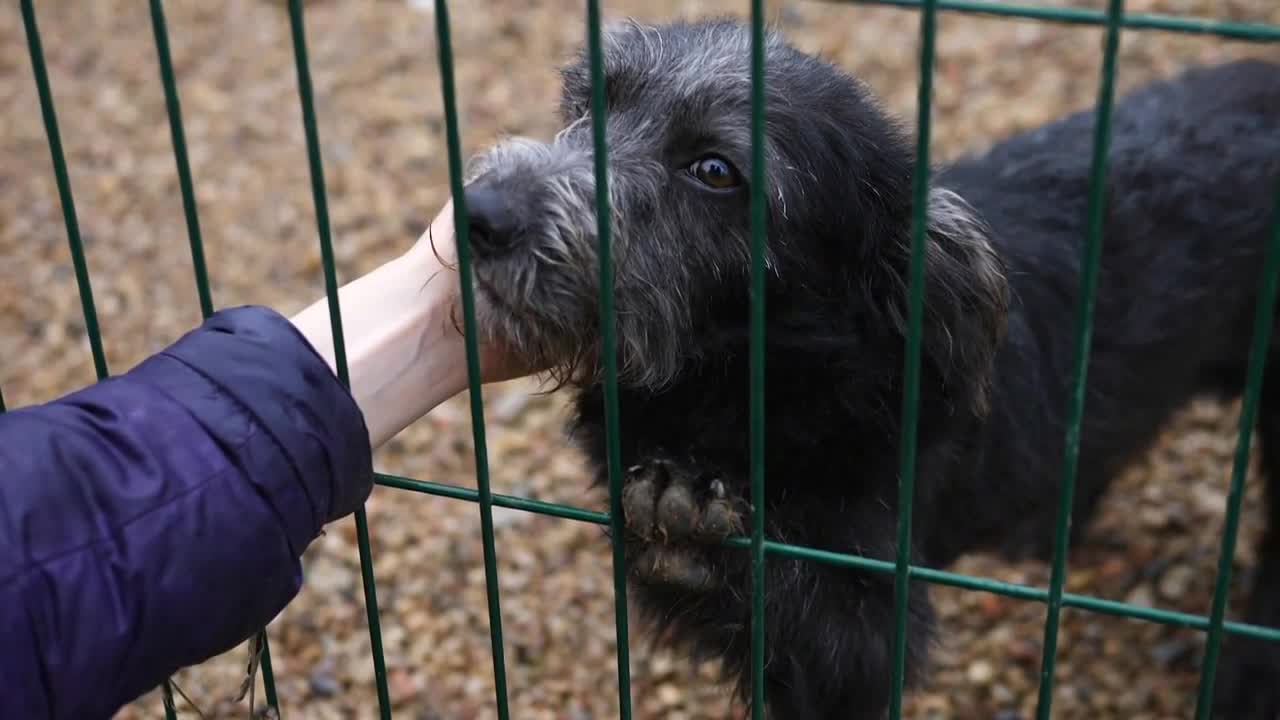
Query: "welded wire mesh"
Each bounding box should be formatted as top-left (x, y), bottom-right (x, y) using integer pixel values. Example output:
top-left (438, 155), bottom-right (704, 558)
top-left (13, 1), bottom-right (1280, 718)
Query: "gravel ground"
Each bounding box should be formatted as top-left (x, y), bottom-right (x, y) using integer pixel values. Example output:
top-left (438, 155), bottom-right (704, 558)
top-left (4, 1), bottom-right (1280, 718)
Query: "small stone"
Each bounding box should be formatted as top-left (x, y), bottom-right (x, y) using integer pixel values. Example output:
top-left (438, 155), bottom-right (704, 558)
top-left (657, 682), bottom-right (683, 707)
top-left (1158, 565), bottom-right (1196, 600)
top-left (991, 683), bottom-right (1015, 704)
top-left (979, 594), bottom-right (1005, 619)
top-left (390, 668), bottom-right (422, 705)
top-left (1126, 584), bottom-right (1156, 608)
top-left (1149, 637), bottom-right (1196, 668)
top-left (1008, 639), bottom-right (1039, 664)
top-left (309, 670), bottom-right (340, 698)
top-left (967, 660), bottom-right (995, 685)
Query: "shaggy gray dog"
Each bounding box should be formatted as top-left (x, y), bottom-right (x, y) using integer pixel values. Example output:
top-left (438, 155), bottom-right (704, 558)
top-left (457, 16), bottom-right (1280, 720)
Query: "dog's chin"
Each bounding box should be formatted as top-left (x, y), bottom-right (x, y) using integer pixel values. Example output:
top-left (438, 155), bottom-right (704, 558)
top-left (472, 278), bottom-right (601, 390)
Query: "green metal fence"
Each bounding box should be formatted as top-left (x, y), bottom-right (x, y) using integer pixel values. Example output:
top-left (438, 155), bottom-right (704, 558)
top-left (12, 0), bottom-right (1280, 718)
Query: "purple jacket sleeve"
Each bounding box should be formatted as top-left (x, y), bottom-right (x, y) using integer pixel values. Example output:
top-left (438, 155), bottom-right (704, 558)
top-left (0, 305), bottom-right (374, 720)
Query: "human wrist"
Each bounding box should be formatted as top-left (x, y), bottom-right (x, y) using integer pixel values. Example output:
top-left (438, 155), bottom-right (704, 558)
top-left (288, 233), bottom-right (472, 449)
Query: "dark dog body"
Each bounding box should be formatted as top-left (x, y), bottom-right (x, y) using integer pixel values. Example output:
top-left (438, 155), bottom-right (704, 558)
top-left (462, 18), bottom-right (1280, 719)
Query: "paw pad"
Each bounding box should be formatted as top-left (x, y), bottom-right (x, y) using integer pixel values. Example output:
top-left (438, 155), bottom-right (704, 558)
top-left (621, 461), bottom-right (744, 543)
top-left (619, 460), bottom-right (747, 592)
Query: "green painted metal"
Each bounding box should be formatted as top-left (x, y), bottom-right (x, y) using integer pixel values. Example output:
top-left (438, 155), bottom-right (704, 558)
top-left (150, 2), bottom-right (281, 707)
top-left (887, 0), bottom-right (938, 716)
top-left (1193, 187), bottom-right (1280, 718)
top-left (13, 1), bottom-right (1280, 719)
top-left (259, 631), bottom-right (281, 711)
top-left (840, 0), bottom-right (1280, 42)
top-left (583, 2), bottom-right (637, 717)
top-left (285, 1), bottom-right (393, 718)
top-left (747, 0), bottom-right (769, 716)
top-left (378, 467), bottom-right (1280, 648)
top-left (743, 537), bottom-right (1280, 642)
top-left (377, 473), bottom-right (613, 525)
top-left (160, 678), bottom-right (177, 718)
top-left (21, 3), bottom-right (177, 714)
top-left (1034, 1), bottom-right (1125, 717)
top-left (431, 2), bottom-right (512, 718)
top-left (20, 0), bottom-right (108, 382)
top-left (149, 0), bottom-right (214, 319)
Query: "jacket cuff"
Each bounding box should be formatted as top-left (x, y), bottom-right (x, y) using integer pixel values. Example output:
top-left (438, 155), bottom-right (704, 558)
top-left (144, 304), bottom-right (374, 551)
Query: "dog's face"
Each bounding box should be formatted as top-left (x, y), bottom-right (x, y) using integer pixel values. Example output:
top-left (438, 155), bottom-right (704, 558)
top-left (462, 18), bottom-right (1008, 410)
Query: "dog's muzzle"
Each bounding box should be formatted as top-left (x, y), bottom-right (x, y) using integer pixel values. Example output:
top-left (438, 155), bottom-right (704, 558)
top-left (461, 182), bottom-right (522, 261)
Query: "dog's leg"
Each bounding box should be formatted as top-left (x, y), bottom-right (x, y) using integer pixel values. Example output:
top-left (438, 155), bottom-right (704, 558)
top-left (619, 457), bottom-right (933, 720)
top-left (1213, 370), bottom-right (1280, 720)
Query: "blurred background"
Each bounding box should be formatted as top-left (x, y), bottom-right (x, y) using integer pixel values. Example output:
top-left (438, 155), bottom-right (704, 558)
top-left (4, 1), bottom-right (1280, 718)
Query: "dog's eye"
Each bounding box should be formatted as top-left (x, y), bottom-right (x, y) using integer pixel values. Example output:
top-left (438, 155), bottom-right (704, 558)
top-left (689, 155), bottom-right (741, 190)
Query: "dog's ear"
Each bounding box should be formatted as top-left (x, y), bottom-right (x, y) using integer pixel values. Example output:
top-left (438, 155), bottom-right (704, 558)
top-left (895, 187), bottom-right (1010, 418)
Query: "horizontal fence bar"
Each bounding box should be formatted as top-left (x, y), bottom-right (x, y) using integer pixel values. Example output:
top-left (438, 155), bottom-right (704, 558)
top-left (746, 539), bottom-right (1280, 643)
top-left (376, 473), bottom-right (612, 524)
top-left (378, 473), bottom-right (1280, 643)
top-left (835, 0), bottom-right (1280, 42)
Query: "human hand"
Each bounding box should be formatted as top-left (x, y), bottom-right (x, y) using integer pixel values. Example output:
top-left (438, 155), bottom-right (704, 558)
top-left (290, 199), bottom-right (541, 449)
top-left (403, 199), bottom-right (539, 385)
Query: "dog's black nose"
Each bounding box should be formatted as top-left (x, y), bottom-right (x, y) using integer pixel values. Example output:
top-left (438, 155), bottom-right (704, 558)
top-left (464, 184), bottom-right (517, 259)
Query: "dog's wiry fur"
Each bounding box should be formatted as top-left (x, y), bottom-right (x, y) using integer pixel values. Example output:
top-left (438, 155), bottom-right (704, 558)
top-left (459, 17), bottom-right (1280, 719)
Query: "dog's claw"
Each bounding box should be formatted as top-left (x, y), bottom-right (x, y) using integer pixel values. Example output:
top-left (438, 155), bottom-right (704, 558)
top-left (622, 472), bottom-right (658, 541)
top-left (621, 461), bottom-right (744, 592)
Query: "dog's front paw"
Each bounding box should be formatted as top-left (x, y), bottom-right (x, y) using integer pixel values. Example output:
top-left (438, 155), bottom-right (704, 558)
top-left (1212, 636), bottom-right (1280, 719)
top-left (619, 459), bottom-right (746, 591)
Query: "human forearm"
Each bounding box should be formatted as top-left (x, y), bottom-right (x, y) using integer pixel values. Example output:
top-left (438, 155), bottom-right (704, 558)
top-left (289, 201), bottom-right (527, 449)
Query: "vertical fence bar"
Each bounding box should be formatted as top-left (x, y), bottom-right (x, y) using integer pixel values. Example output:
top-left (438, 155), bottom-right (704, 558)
top-left (149, 0), bottom-right (214, 318)
top-left (1033, 1), bottom-right (1125, 717)
top-left (1193, 185), bottom-right (1280, 718)
top-left (151, 3), bottom-right (284, 710)
top-left (21, 4), bottom-right (181, 717)
top-left (747, 0), bottom-right (769, 717)
top-left (20, 0), bottom-right (109, 382)
top-left (887, 0), bottom-right (939, 717)
top-left (258, 632), bottom-right (281, 709)
top-left (583, 3), bottom-right (636, 719)
top-left (431, 3), bottom-right (512, 718)
top-left (285, 2), bottom-right (393, 717)
top-left (160, 679), bottom-right (177, 717)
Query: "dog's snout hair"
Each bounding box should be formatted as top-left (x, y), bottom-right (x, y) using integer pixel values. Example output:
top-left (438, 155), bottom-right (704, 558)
top-left (461, 19), bottom-right (777, 391)
top-left (463, 125), bottom-right (680, 388)
top-left (462, 18), bottom-right (1007, 395)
